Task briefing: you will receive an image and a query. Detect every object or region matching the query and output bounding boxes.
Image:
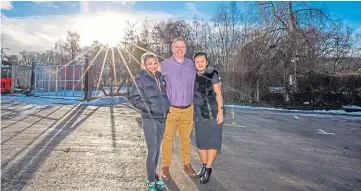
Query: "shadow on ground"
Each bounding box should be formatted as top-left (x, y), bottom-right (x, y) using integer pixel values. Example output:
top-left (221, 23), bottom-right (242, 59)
top-left (1, 104), bottom-right (99, 191)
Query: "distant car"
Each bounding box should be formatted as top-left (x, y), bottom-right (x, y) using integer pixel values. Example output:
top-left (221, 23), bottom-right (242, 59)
top-left (267, 87), bottom-right (286, 94)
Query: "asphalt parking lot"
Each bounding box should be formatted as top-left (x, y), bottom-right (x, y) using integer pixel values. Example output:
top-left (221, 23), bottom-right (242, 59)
top-left (1, 99), bottom-right (361, 191)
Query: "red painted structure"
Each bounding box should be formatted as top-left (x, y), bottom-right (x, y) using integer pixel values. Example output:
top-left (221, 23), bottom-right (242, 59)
top-left (1, 78), bottom-right (12, 93)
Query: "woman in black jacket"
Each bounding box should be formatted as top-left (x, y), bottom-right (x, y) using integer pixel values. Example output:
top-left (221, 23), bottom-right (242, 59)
top-left (130, 52), bottom-right (170, 191)
top-left (193, 52), bottom-right (224, 184)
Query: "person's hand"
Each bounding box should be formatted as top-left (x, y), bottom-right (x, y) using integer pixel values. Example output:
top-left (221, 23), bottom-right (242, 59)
top-left (216, 111), bottom-right (223, 124)
top-left (156, 64), bottom-right (161, 72)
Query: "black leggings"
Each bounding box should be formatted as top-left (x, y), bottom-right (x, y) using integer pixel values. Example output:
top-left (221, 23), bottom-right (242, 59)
top-left (142, 118), bottom-right (165, 182)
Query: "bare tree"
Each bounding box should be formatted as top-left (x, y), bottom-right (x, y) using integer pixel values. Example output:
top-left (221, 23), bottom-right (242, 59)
top-left (66, 31), bottom-right (81, 61)
top-left (54, 40), bottom-right (68, 65)
top-left (1, 47), bottom-right (12, 66)
top-left (19, 51), bottom-right (41, 66)
top-left (150, 19), bottom-right (192, 57)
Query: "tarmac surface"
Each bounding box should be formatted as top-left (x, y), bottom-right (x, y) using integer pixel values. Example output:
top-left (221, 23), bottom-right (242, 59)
top-left (1, 99), bottom-right (361, 191)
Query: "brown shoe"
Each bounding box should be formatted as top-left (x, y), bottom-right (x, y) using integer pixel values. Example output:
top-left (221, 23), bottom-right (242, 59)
top-left (162, 167), bottom-right (171, 180)
top-left (183, 164), bottom-right (197, 178)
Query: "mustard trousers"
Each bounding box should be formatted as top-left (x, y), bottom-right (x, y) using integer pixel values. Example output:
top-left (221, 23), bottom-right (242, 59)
top-left (162, 105), bottom-right (194, 167)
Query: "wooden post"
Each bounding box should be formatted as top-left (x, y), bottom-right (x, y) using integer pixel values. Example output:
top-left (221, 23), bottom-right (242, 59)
top-left (110, 73), bottom-right (113, 97)
top-left (84, 55), bottom-right (93, 101)
top-left (84, 55), bottom-right (89, 101)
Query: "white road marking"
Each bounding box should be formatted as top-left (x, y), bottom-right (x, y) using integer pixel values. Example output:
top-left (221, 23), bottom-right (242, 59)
top-left (294, 115), bottom-right (299, 119)
top-left (224, 123), bottom-right (246, 128)
top-left (317, 129), bottom-right (335, 135)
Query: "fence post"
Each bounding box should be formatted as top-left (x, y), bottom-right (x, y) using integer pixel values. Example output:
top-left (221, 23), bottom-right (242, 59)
top-left (81, 65), bottom-right (83, 97)
top-left (64, 66), bottom-right (67, 96)
top-left (84, 56), bottom-right (88, 100)
top-left (41, 66), bottom-right (43, 96)
top-left (73, 65), bottom-right (75, 96)
top-left (34, 66), bottom-right (37, 96)
top-left (84, 55), bottom-right (92, 101)
top-left (48, 66), bottom-right (51, 96)
top-left (29, 65), bottom-right (32, 90)
top-left (11, 65), bottom-right (16, 92)
top-left (56, 66), bottom-right (58, 97)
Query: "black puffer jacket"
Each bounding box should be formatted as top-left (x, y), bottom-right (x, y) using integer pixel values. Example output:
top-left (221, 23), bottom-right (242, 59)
top-left (194, 69), bottom-right (222, 120)
top-left (130, 69), bottom-right (170, 122)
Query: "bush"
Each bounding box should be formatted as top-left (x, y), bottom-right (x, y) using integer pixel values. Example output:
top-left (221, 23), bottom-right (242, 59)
top-left (294, 72), bottom-right (361, 108)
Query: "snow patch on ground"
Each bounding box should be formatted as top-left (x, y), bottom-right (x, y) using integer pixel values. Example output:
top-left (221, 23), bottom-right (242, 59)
top-left (82, 96), bottom-right (128, 106)
top-left (1, 95), bottom-right (80, 106)
top-left (32, 87), bottom-right (129, 100)
top-left (225, 105), bottom-right (361, 116)
top-left (2, 95), bottom-right (360, 117)
top-left (343, 105), bottom-right (361, 109)
top-left (286, 112), bottom-right (361, 120)
top-left (1, 94), bottom-right (128, 107)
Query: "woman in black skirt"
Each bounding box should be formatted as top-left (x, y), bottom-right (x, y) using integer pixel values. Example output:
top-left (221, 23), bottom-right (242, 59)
top-left (193, 52), bottom-right (224, 184)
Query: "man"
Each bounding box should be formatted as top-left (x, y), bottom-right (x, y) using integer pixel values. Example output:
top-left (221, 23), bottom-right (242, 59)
top-left (160, 38), bottom-right (197, 179)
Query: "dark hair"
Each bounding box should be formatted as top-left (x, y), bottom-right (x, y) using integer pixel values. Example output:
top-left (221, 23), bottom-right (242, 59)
top-left (193, 51), bottom-right (208, 61)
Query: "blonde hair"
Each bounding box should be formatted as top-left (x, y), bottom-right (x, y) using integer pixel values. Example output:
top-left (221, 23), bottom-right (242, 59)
top-left (140, 52), bottom-right (158, 69)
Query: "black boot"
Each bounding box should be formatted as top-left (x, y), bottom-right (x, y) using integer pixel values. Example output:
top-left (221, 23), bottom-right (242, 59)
top-left (196, 164), bottom-right (206, 177)
top-left (200, 167), bottom-right (212, 184)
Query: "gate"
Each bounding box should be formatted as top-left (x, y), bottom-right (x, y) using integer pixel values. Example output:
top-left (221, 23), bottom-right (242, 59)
top-left (15, 65), bottom-right (32, 89)
top-left (34, 64), bottom-right (84, 99)
top-left (1, 65), bottom-right (32, 90)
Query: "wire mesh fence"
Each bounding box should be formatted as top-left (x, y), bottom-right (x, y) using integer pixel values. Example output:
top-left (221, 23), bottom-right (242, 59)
top-left (34, 65), bottom-right (84, 99)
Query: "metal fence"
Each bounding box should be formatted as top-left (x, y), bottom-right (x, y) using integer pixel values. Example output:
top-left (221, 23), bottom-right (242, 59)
top-left (16, 65), bottom-right (32, 89)
top-left (34, 64), bottom-right (84, 99)
top-left (1, 66), bottom-right (12, 78)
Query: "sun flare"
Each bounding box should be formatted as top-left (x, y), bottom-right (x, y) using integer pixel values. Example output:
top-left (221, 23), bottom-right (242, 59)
top-left (75, 11), bottom-right (129, 47)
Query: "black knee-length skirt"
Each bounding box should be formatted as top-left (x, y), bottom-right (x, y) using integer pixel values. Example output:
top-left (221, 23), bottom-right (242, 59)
top-left (195, 118), bottom-right (223, 150)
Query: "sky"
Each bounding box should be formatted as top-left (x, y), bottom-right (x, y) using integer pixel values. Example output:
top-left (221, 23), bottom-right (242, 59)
top-left (1, 1), bottom-right (360, 55)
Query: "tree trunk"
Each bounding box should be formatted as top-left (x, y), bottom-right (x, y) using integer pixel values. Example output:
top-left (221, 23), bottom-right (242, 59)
top-left (256, 78), bottom-right (260, 102)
